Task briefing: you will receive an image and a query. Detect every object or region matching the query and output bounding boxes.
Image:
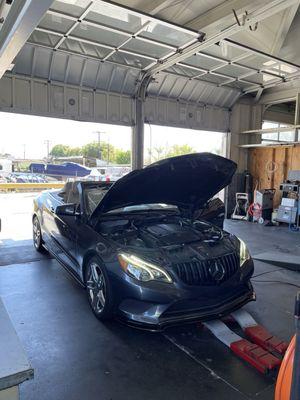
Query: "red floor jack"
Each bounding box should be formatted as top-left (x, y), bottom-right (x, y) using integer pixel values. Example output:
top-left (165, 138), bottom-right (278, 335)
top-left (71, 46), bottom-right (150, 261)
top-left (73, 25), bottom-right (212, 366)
top-left (203, 309), bottom-right (288, 375)
top-left (275, 293), bottom-right (300, 400)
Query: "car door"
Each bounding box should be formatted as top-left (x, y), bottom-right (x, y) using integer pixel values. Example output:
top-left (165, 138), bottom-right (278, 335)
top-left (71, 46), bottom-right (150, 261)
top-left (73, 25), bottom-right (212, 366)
top-left (51, 182), bottom-right (81, 273)
top-left (52, 211), bottom-right (79, 272)
top-left (41, 193), bottom-right (60, 253)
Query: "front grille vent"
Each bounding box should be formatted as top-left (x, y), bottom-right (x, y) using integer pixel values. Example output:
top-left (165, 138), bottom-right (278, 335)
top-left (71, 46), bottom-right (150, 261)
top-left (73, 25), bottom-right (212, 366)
top-left (172, 252), bottom-right (239, 286)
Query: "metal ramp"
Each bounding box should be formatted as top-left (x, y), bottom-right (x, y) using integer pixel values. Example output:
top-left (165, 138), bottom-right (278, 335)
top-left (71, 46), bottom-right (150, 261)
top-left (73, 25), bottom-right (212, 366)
top-left (204, 310), bottom-right (288, 374)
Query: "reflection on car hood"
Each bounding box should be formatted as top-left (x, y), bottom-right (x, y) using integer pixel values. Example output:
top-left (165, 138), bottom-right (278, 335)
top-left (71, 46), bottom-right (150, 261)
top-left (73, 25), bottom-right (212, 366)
top-left (91, 153), bottom-right (236, 218)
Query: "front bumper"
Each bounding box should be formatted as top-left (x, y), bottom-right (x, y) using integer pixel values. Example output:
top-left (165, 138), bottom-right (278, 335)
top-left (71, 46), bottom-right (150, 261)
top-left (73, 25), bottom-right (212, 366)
top-left (109, 257), bottom-right (255, 331)
top-left (117, 283), bottom-right (255, 331)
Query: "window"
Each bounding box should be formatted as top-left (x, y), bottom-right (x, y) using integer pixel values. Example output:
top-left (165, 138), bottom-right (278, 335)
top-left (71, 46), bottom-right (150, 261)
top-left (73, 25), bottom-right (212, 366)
top-left (262, 121), bottom-right (295, 143)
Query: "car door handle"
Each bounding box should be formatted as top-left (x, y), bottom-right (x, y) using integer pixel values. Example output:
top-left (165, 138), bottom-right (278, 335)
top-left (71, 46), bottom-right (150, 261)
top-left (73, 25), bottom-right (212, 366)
top-left (50, 206), bottom-right (55, 213)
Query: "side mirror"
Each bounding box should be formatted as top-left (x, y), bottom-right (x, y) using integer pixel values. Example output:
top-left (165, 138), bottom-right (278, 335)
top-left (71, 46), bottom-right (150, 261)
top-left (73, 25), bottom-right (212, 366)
top-left (56, 203), bottom-right (80, 217)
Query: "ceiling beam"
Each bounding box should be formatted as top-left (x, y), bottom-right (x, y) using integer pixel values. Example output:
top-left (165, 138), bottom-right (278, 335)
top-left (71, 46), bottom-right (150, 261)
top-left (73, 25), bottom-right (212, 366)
top-left (140, 0), bottom-right (175, 16)
top-left (185, 0), bottom-right (255, 30)
top-left (0, 0), bottom-right (53, 79)
top-left (144, 0), bottom-right (300, 76)
top-left (259, 85), bottom-right (300, 104)
top-left (270, 1), bottom-right (300, 55)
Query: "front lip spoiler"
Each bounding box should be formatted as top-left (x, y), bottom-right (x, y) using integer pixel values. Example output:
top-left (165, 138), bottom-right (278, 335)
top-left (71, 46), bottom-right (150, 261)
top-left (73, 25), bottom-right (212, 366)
top-left (118, 290), bottom-right (256, 332)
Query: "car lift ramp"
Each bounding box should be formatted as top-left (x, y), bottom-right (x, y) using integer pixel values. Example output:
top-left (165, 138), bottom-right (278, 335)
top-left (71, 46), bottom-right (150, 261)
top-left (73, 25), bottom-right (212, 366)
top-left (203, 310), bottom-right (288, 375)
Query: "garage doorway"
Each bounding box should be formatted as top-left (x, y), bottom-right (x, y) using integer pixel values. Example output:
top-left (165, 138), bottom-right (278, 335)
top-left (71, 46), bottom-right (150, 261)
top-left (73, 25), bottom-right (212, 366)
top-left (0, 112), bottom-right (132, 261)
top-left (144, 125), bottom-right (227, 165)
top-left (144, 124), bottom-right (227, 200)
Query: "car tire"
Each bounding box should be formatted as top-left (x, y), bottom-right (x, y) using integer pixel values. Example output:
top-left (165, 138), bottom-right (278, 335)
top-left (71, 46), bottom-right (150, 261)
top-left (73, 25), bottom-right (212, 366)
top-left (85, 256), bottom-right (115, 321)
top-left (32, 216), bottom-right (47, 253)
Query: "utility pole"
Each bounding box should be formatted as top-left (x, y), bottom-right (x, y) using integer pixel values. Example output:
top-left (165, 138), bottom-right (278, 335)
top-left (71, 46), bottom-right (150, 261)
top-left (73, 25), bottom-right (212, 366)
top-left (22, 144), bottom-right (26, 160)
top-left (44, 139), bottom-right (51, 158)
top-left (107, 137), bottom-right (110, 164)
top-left (94, 131), bottom-right (105, 160)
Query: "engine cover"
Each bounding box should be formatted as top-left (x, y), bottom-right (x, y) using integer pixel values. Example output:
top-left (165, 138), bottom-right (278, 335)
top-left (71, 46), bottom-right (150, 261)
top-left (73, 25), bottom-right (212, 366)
top-left (142, 223), bottom-right (200, 246)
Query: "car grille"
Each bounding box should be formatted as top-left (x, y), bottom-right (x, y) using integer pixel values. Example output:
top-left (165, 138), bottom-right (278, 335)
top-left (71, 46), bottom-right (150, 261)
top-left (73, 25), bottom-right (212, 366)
top-left (172, 252), bottom-right (239, 286)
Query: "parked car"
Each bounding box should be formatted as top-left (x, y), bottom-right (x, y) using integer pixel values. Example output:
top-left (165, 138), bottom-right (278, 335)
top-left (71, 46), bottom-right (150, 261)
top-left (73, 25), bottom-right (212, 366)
top-left (7, 173), bottom-right (47, 183)
top-left (32, 153), bottom-right (255, 330)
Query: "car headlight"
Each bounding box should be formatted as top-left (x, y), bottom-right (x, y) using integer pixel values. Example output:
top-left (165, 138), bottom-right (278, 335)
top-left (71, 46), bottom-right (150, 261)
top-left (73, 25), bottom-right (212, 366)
top-left (118, 253), bottom-right (172, 283)
top-left (239, 239), bottom-right (250, 266)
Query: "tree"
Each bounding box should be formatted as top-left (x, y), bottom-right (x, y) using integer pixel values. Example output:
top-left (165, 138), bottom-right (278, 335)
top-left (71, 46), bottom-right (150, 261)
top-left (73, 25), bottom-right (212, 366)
top-left (115, 149), bottom-right (131, 164)
top-left (81, 141), bottom-right (117, 163)
top-left (50, 144), bottom-right (71, 157)
top-left (68, 147), bottom-right (82, 156)
top-left (49, 141), bottom-right (132, 164)
top-left (151, 146), bottom-right (165, 162)
top-left (81, 142), bottom-right (102, 158)
top-left (165, 144), bottom-right (195, 158)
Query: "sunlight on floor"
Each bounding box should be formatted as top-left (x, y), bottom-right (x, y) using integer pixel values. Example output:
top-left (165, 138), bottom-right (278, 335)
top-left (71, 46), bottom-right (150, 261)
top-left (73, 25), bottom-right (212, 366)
top-left (0, 193), bottom-right (35, 246)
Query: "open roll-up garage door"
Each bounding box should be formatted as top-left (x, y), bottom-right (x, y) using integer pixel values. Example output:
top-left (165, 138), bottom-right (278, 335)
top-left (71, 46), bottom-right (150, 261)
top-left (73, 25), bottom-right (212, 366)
top-left (0, 0), bottom-right (299, 147)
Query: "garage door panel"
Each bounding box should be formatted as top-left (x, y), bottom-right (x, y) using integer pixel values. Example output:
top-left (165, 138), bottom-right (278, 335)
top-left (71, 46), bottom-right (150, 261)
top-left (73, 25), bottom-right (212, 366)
top-left (67, 57), bottom-right (84, 86)
top-left (167, 101), bottom-right (178, 124)
top-left (32, 82), bottom-right (48, 113)
top-left (50, 85), bottom-right (64, 114)
top-left (95, 92), bottom-right (107, 121)
top-left (144, 96), bottom-right (229, 132)
top-left (51, 53), bottom-right (69, 82)
top-left (66, 88), bottom-right (79, 116)
top-left (81, 91), bottom-right (93, 118)
top-left (15, 79), bottom-right (30, 110)
top-left (81, 60), bottom-right (99, 88)
top-left (108, 95), bottom-right (120, 122)
top-left (120, 97), bottom-right (132, 124)
top-left (144, 97), bottom-right (157, 123)
top-left (0, 76), bottom-right (12, 108)
top-left (35, 48), bottom-right (52, 80)
top-left (157, 99), bottom-right (167, 123)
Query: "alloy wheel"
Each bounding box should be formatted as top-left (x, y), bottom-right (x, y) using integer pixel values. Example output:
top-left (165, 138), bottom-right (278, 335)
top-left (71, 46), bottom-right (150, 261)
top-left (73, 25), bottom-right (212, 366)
top-left (33, 218), bottom-right (41, 249)
top-left (86, 262), bottom-right (106, 313)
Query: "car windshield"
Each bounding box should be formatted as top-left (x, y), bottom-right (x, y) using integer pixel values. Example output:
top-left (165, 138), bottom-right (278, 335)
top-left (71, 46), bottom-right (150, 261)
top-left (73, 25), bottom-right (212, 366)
top-left (84, 186), bottom-right (110, 216)
top-left (84, 186), bottom-right (177, 216)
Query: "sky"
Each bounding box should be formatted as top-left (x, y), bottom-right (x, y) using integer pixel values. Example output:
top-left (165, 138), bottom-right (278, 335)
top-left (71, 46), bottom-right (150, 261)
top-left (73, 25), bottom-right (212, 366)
top-left (0, 111), bottom-right (225, 159)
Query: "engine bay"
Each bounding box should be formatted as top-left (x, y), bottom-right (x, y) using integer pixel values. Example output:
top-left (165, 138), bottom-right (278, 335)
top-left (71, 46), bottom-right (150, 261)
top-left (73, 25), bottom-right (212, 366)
top-left (97, 214), bottom-right (223, 249)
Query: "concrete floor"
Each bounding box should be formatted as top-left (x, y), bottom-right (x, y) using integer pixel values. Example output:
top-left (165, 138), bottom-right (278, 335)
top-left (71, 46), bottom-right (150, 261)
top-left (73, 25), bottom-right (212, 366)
top-left (0, 194), bottom-right (300, 400)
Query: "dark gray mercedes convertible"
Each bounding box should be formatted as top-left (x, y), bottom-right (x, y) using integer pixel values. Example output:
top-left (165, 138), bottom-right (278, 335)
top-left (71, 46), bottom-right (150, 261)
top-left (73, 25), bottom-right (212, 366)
top-left (33, 153), bottom-right (255, 330)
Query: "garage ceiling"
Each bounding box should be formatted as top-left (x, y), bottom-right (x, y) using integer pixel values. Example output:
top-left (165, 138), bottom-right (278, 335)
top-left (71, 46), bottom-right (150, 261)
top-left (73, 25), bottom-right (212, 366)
top-left (1, 0), bottom-right (298, 109)
top-left (0, 0), bottom-right (300, 112)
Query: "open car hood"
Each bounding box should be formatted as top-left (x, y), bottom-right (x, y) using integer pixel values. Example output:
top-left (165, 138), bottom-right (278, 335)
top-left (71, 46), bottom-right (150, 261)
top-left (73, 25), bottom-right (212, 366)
top-left (91, 153), bottom-right (236, 218)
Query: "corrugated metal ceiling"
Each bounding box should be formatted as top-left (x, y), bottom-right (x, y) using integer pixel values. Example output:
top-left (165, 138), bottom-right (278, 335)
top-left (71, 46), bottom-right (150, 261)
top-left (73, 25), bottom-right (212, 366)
top-left (8, 0), bottom-right (300, 108)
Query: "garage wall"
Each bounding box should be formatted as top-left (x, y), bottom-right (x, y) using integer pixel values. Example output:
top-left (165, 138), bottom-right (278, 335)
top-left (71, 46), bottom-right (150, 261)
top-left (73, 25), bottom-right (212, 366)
top-left (226, 100), bottom-right (263, 214)
top-left (145, 96), bottom-right (230, 132)
top-left (229, 101), bottom-right (263, 171)
top-left (249, 145), bottom-right (300, 207)
top-left (0, 74), bottom-right (134, 126)
top-left (263, 108), bottom-right (295, 125)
